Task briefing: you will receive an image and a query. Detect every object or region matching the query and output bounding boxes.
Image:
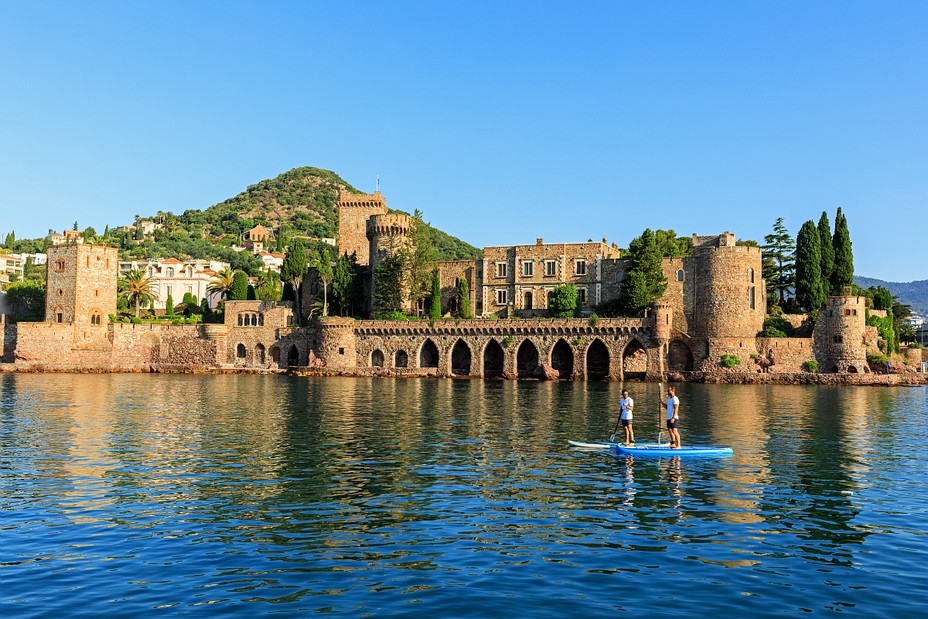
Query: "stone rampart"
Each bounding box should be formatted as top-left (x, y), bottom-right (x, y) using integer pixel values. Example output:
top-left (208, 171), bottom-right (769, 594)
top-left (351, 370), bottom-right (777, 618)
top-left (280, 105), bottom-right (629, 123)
top-left (756, 337), bottom-right (815, 373)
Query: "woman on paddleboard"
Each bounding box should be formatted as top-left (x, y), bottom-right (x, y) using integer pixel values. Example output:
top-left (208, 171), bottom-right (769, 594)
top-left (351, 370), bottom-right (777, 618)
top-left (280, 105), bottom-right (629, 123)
top-left (619, 389), bottom-right (634, 445)
top-left (660, 385), bottom-right (681, 448)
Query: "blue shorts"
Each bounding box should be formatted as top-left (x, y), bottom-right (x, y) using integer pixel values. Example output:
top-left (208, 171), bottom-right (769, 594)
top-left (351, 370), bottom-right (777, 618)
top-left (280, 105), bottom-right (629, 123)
top-left (622, 419), bottom-right (633, 427)
top-left (666, 419), bottom-right (677, 429)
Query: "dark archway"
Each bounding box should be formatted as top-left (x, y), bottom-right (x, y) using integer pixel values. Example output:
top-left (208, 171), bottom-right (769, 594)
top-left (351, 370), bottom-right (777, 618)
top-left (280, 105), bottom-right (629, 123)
top-left (667, 340), bottom-right (694, 372)
top-left (524, 291), bottom-right (533, 310)
top-left (483, 339), bottom-right (504, 378)
top-left (587, 339), bottom-right (610, 380)
top-left (371, 349), bottom-right (385, 367)
top-left (420, 339), bottom-right (439, 368)
top-left (255, 343), bottom-right (266, 364)
top-left (395, 350), bottom-right (408, 368)
top-left (451, 340), bottom-right (472, 376)
top-left (271, 346), bottom-right (281, 365)
top-left (550, 339), bottom-right (574, 379)
top-left (517, 339), bottom-right (540, 378)
top-left (287, 345), bottom-right (300, 367)
top-left (622, 339), bottom-right (647, 381)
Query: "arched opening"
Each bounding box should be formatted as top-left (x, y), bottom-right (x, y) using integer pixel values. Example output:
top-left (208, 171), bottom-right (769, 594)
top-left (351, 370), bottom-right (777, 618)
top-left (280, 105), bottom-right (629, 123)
top-left (271, 346), bottom-right (281, 365)
top-left (517, 340), bottom-right (540, 378)
top-left (667, 340), bottom-right (694, 372)
top-left (255, 343), bottom-right (266, 364)
top-left (483, 339), bottom-right (504, 378)
top-left (451, 340), bottom-right (472, 376)
top-left (420, 339), bottom-right (439, 368)
top-left (586, 339), bottom-right (610, 380)
top-left (622, 339), bottom-right (648, 381)
top-left (287, 345), bottom-right (300, 367)
top-left (524, 291), bottom-right (533, 310)
top-left (371, 349), bottom-right (385, 367)
top-left (395, 350), bottom-right (409, 368)
top-left (236, 343), bottom-right (246, 359)
top-left (848, 365), bottom-right (859, 374)
top-left (550, 339), bottom-right (574, 379)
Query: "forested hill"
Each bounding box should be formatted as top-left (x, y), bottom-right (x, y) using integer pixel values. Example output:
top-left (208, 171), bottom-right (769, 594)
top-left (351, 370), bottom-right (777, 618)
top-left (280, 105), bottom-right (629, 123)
top-left (855, 276), bottom-right (928, 316)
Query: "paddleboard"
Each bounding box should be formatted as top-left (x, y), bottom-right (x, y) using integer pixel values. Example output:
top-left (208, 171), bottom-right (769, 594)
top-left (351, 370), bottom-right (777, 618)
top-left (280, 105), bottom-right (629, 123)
top-left (614, 443), bottom-right (733, 457)
top-left (568, 440), bottom-right (621, 450)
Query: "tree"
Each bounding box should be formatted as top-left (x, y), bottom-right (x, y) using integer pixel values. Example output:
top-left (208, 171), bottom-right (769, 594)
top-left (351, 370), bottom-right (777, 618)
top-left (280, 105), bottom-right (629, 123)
top-left (119, 268), bottom-right (156, 318)
top-left (3, 280), bottom-right (44, 320)
top-left (207, 266), bottom-right (236, 301)
top-left (281, 240), bottom-right (307, 322)
top-left (230, 270), bottom-right (249, 300)
top-left (405, 210), bottom-right (438, 312)
top-left (429, 267), bottom-right (441, 319)
top-left (458, 277), bottom-right (472, 319)
top-left (331, 252), bottom-right (355, 316)
top-left (255, 270), bottom-right (282, 302)
top-left (653, 229), bottom-right (693, 257)
top-left (373, 253), bottom-right (405, 315)
top-left (549, 284), bottom-right (579, 318)
top-left (164, 293), bottom-right (175, 316)
top-left (618, 228), bottom-right (667, 316)
top-left (762, 217), bottom-right (796, 305)
top-left (311, 246), bottom-right (333, 317)
top-left (795, 220), bottom-right (826, 311)
top-left (817, 212), bottom-right (834, 295)
top-left (4, 231), bottom-right (14, 249)
top-left (830, 207), bottom-right (854, 294)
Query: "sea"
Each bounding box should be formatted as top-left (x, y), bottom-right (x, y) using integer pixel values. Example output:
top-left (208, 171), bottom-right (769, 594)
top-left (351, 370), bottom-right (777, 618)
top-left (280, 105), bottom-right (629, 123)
top-left (1, 373), bottom-right (926, 617)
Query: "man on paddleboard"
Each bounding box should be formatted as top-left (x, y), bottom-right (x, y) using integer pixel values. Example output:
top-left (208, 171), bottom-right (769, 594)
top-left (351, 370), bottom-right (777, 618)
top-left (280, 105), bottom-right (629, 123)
top-left (660, 385), bottom-right (681, 448)
top-left (619, 389), bottom-right (634, 445)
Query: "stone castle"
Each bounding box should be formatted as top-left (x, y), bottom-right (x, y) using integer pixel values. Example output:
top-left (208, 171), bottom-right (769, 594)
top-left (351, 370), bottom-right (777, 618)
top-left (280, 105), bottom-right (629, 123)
top-left (0, 189), bottom-right (903, 381)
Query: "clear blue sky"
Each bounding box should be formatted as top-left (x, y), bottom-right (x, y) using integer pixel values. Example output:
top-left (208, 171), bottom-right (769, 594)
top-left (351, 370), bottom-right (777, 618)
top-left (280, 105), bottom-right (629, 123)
top-left (1, 1), bottom-right (925, 281)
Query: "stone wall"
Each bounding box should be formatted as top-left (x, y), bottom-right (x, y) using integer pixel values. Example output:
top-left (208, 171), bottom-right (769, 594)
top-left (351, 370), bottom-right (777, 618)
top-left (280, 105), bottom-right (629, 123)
top-left (756, 337), bottom-right (815, 373)
top-left (814, 296), bottom-right (869, 373)
top-left (337, 191), bottom-right (387, 266)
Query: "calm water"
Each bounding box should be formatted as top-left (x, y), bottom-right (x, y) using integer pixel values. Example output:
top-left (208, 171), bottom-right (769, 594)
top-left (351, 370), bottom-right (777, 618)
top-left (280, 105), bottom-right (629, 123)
top-left (1, 374), bottom-right (926, 618)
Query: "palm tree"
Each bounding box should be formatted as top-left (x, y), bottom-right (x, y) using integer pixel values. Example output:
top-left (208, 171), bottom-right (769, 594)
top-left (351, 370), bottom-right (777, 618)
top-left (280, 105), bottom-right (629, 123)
top-left (119, 268), bottom-right (156, 318)
top-left (207, 266), bottom-right (236, 301)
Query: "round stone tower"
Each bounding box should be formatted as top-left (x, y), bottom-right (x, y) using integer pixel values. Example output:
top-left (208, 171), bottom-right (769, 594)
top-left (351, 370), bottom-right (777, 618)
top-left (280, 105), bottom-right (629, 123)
top-left (316, 317), bottom-right (357, 370)
top-left (367, 212), bottom-right (413, 314)
top-left (814, 294), bottom-right (869, 373)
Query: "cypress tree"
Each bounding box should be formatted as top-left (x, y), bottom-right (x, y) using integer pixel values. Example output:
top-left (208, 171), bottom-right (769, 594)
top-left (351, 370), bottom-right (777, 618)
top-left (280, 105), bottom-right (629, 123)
top-left (231, 271), bottom-right (249, 300)
top-left (281, 240), bottom-right (307, 322)
top-left (830, 207), bottom-right (854, 294)
top-left (817, 212), bottom-right (834, 297)
top-left (429, 268), bottom-right (441, 319)
top-left (458, 277), bottom-right (472, 319)
top-left (795, 220), bottom-right (826, 311)
top-left (165, 293), bottom-right (175, 316)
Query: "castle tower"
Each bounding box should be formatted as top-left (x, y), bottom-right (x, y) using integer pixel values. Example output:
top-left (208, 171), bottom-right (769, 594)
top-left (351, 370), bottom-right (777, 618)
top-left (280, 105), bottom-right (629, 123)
top-left (814, 294), bottom-right (869, 373)
top-left (45, 244), bottom-right (118, 326)
top-left (690, 232), bottom-right (766, 362)
top-left (316, 317), bottom-right (357, 369)
top-left (367, 213), bottom-right (414, 314)
top-left (337, 191), bottom-right (388, 266)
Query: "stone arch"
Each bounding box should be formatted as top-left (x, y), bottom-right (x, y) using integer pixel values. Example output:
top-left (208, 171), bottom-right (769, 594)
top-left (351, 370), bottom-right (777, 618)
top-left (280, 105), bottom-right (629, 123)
top-left (550, 339), bottom-right (574, 379)
top-left (371, 349), bottom-right (385, 367)
top-left (483, 339), bottom-right (504, 378)
top-left (395, 349), bottom-right (409, 368)
top-left (255, 343), bottom-right (266, 364)
top-left (287, 345), bottom-right (300, 367)
top-left (586, 339), bottom-right (610, 380)
top-left (517, 339), bottom-right (540, 378)
top-left (451, 339), bottom-right (472, 376)
top-left (622, 339), bottom-right (648, 381)
top-left (271, 346), bottom-right (281, 366)
top-left (420, 339), bottom-right (439, 368)
top-left (236, 343), bottom-right (247, 359)
top-left (667, 340), bottom-right (694, 372)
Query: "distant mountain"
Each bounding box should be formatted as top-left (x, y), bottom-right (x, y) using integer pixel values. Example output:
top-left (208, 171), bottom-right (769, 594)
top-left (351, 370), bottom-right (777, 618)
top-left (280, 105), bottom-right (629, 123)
top-left (855, 276), bottom-right (928, 316)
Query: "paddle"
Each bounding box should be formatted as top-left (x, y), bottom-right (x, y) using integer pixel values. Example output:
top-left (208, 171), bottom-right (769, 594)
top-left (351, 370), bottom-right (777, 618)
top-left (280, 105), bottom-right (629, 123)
top-left (657, 381), bottom-right (665, 446)
top-left (609, 410), bottom-right (621, 442)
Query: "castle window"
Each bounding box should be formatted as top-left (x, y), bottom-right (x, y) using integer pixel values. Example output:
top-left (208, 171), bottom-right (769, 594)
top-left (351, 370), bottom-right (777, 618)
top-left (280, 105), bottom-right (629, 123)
top-left (852, 309), bottom-right (857, 316)
top-left (845, 309), bottom-right (851, 316)
top-left (578, 288), bottom-right (587, 304)
top-left (238, 314), bottom-right (243, 326)
top-left (748, 268), bottom-right (755, 283)
top-left (166, 268), bottom-right (174, 277)
top-left (496, 262), bottom-right (507, 278)
top-left (833, 335), bottom-right (843, 343)
top-left (56, 259), bottom-right (65, 272)
top-left (56, 312), bottom-right (63, 323)
top-left (545, 260), bottom-right (557, 276)
top-left (236, 343), bottom-right (246, 358)
top-left (575, 260), bottom-right (586, 276)
top-left (749, 286), bottom-right (756, 310)
top-left (90, 313), bottom-right (101, 326)
top-left (524, 291), bottom-right (533, 309)
top-left (616, 271), bottom-right (624, 283)
top-left (496, 289), bottom-right (508, 305)
top-left (258, 314), bottom-right (264, 326)
top-left (522, 261), bottom-right (533, 277)
top-left (676, 269), bottom-right (685, 282)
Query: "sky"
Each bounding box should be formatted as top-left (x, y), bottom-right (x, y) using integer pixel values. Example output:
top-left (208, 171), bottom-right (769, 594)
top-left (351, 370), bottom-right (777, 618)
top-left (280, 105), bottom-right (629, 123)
top-left (1, 1), bottom-right (925, 282)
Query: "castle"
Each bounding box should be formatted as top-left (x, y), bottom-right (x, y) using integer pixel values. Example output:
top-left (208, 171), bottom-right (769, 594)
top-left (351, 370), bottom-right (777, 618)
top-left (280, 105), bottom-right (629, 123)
top-left (0, 190), bottom-right (893, 380)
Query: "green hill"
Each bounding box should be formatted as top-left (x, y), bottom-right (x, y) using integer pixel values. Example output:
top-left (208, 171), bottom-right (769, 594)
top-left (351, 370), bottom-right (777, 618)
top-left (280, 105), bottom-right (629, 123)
top-left (855, 276), bottom-right (928, 316)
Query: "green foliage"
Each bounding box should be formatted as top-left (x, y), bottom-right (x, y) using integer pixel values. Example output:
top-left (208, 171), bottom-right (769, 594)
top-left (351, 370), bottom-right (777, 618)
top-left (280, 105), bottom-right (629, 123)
top-left (653, 229), bottom-right (693, 257)
top-left (616, 228), bottom-right (667, 316)
top-left (3, 280), bottom-right (44, 320)
top-left (3, 231), bottom-right (14, 249)
top-left (762, 217), bottom-right (796, 305)
top-left (311, 245), bottom-right (333, 317)
top-left (802, 360), bottom-right (818, 373)
top-left (164, 293), bottom-right (175, 316)
top-left (721, 354), bottom-right (742, 368)
top-left (373, 253), bottom-right (405, 314)
top-left (795, 219), bottom-right (826, 311)
top-left (549, 283), bottom-right (579, 318)
top-left (502, 336), bottom-right (514, 347)
top-left (817, 212), bottom-right (834, 293)
top-left (830, 207), bottom-right (854, 294)
top-left (867, 351), bottom-right (889, 367)
top-left (429, 267), bottom-right (441, 319)
top-left (281, 240), bottom-right (307, 321)
top-left (331, 252), bottom-right (362, 316)
top-left (593, 297), bottom-right (624, 317)
top-left (867, 310), bottom-right (897, 354)
top-left (375, 310), bottom-right (412, 320)
top-left (458, 277), bottom-right (472, 319)
top-left (589, 313), bottom-right (598, 327)
top-left (759, 314), bottom-right (794, 337)
top-left (119, 268), bottom-right (156, 318)
top-left (230, 271), bottom-right (249, 300)
top-left (870, 286), bottom-right (893, 310)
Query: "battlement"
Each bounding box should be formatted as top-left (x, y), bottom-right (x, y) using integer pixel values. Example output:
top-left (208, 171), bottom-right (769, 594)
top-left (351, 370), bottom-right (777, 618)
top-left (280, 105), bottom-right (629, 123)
top-left (338, 190), bottom-right (388, 211)
top-left (367, 213), bottom-right (412, 238)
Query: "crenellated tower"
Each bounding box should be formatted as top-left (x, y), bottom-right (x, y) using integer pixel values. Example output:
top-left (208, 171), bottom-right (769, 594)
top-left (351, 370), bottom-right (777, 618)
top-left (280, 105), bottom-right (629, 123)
top-left (367, 212), bottom-right (414, 314)
top-left (337, 190), bottom-right (388, 265)
top-left (814, 293), bottom-right (869, 373)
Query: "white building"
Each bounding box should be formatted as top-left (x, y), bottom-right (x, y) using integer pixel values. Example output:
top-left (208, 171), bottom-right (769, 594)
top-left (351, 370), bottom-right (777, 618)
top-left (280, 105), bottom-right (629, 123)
top-left (118, 258), bottom-right (230, 310)
top-left (0, 252), bottom-right (25, 283)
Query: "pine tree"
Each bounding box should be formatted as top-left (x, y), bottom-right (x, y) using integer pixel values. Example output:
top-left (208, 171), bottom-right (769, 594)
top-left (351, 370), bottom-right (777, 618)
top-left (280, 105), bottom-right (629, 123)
top-left (762, 217), bottom-right (796, 305)
top-left (429, 268), bottom-right (441, 319)
top-left (830, 207), bottom-right (854, 294)
top-left (618, 228), bottom-right (667, 316)
top-left (817, 212), bottom-right (834, 297)
top-left (795, 220), bottom-right (826, 311)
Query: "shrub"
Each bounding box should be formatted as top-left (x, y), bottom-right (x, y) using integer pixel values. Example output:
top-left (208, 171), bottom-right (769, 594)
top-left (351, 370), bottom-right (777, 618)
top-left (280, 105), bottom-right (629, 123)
top-left (589, 313), bottom-right (599, 327)
top-left (721, 354), bottom-right (742, 368)
top-left (759, 315), bottom-right (794, 338)
top-left (375, 311), bottom-right (412, 320)
top-left (802, 360), bottom-right (818, 373)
